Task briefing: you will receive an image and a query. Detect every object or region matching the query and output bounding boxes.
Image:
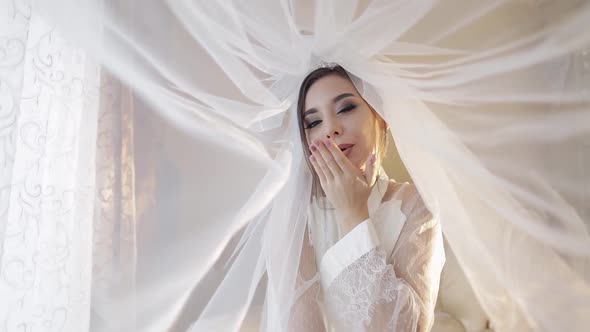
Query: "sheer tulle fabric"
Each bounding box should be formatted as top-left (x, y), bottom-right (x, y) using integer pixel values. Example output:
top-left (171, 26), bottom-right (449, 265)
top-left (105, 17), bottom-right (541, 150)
top-left (1, 0), bottom-right (589, 331)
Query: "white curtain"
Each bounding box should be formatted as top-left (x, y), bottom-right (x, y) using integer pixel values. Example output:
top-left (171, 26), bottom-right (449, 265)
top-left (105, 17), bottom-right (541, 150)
top-left (0, 2), bottom-right (137, 330)
top-left (0, 1), bottom-right (589, 331)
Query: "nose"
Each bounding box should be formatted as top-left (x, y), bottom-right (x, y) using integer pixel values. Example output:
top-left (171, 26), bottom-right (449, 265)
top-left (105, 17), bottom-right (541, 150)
top-left (324, 118), bottom-right (342, 139)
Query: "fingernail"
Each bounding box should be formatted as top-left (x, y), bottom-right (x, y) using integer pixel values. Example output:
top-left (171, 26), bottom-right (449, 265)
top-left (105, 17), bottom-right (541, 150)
top-left (310, 144), bottom-right (317, 152)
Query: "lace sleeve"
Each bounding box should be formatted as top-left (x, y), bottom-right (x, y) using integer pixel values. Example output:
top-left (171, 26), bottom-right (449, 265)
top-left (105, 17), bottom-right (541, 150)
top-left (322, 192), bottom-right (445, 332)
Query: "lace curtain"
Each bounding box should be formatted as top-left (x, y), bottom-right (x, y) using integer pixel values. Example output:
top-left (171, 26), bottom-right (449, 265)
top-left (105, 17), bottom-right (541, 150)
top-left (0, 2), bottom-right (139, 330)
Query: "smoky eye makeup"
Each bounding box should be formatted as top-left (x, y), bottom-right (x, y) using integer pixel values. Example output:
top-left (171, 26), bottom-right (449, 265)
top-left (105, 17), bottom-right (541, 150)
top-left (338, 104), bottom-right (357, 113)
top-left (304, 118), bottom-right (320, 129)
top-left (304, 103), bottom-right (357, 129)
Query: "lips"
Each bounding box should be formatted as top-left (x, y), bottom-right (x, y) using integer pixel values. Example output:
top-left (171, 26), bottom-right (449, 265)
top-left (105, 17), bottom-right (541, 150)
top-left (338, 144), bottom-right (354, 157)
top-left (338, 144), bottom-right (354, 150)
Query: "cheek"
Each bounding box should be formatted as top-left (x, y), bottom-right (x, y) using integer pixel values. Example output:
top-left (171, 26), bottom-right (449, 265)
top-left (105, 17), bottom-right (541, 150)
top-left (305, 133), bottom-right (314, 149)
top-left (356, 116), bottom-right (379, 150)
top-left (353, 113), bottom-right (376, 138)
top-left (306, 131), bottom-right (320, 145)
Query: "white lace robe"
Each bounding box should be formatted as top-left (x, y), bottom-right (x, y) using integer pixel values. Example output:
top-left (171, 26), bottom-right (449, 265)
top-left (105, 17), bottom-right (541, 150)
top-left (290, 173), bottom-right (445, 332)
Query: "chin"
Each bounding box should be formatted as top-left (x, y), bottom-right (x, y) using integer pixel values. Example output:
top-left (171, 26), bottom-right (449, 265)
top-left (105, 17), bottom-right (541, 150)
top-left (354, 155), bottom-right (370, 170)
top-left (354, 154), bottom-right (366, 166)
top-left (352, 158), bottom-right (364, 169)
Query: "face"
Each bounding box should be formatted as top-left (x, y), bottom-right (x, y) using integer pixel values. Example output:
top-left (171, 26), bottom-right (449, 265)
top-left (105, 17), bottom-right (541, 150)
top-left (303, 74), bottom-right (380, 170)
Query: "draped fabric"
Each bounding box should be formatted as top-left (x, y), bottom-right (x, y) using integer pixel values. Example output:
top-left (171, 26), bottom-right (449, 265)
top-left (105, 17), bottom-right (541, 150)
top-left (1, 1), bottom-right (589, 331)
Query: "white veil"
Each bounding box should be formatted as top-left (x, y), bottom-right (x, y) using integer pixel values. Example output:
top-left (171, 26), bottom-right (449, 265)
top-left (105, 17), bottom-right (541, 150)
top-left (1, 0), bottom-right (589, 331)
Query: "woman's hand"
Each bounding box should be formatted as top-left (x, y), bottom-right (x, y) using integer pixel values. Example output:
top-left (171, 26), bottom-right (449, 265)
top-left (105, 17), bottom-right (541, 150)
top-left (309, 138), bottom-right (377, 235)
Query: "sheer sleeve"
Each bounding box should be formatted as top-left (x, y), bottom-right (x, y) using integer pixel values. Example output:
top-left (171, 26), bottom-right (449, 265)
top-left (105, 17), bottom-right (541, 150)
top-left (320, 187), bottom-right (445, 332)
top-left (287, 226), bottom-right (327, 332)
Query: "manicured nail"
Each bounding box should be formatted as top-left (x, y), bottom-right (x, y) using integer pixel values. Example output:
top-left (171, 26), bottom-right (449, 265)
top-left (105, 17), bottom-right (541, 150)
top-left (310, 144), bottom-right (317, 152)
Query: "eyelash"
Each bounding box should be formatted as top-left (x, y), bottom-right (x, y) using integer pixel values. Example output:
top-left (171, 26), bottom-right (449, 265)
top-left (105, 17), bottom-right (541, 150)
top-left (304, 105), bottom-right (357, 130)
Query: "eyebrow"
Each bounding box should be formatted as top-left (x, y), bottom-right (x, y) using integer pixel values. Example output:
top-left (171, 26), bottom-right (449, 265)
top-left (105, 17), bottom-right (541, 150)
top-left (303, 93), bottom-right (355, 118)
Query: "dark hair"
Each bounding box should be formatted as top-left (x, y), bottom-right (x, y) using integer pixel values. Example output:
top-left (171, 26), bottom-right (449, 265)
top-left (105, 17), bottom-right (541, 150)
top-left (296, 65), bottom-right (388, 202)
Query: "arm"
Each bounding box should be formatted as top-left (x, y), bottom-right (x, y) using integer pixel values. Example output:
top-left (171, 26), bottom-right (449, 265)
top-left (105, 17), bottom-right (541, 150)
top-left (287, 226), bottom-right (327, 332)
top-left (320, 190), bottom-right (445, 332)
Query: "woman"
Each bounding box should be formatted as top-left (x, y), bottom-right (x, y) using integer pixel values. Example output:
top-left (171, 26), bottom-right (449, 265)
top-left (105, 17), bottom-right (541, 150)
top-left (3, 2), bottom-right (588, 332)
top-left (289, 65), bottom-right (445, 331)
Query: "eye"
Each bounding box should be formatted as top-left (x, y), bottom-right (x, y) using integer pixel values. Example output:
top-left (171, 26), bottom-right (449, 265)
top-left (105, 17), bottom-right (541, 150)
top-left (338, 104), bottom-right (356, 114)
top-left (305, 120), bottom-right (321, 129)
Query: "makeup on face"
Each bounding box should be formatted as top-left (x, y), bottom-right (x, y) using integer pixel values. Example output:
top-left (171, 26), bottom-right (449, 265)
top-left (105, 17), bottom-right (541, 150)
top-left (303, 75), bottom-right (378, 168)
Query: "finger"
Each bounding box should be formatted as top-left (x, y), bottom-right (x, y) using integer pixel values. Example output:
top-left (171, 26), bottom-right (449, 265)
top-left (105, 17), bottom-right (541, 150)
top-left (324, 138), bottom-right (357, 175)
top-left (364, 153), bottom-right (377, 185)
top-left (309, 154), bottom-right (326, 183)
top-left (311, 143), bottom-right (335, 180)
top-left (315, 139), bottom-right (342, 177)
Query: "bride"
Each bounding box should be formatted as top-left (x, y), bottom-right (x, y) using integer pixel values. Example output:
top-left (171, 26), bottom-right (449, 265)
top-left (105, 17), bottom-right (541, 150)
top-left (289, 64), bottom-right (444, 331)
top-left (1, 1), bottom-right (589, 332)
